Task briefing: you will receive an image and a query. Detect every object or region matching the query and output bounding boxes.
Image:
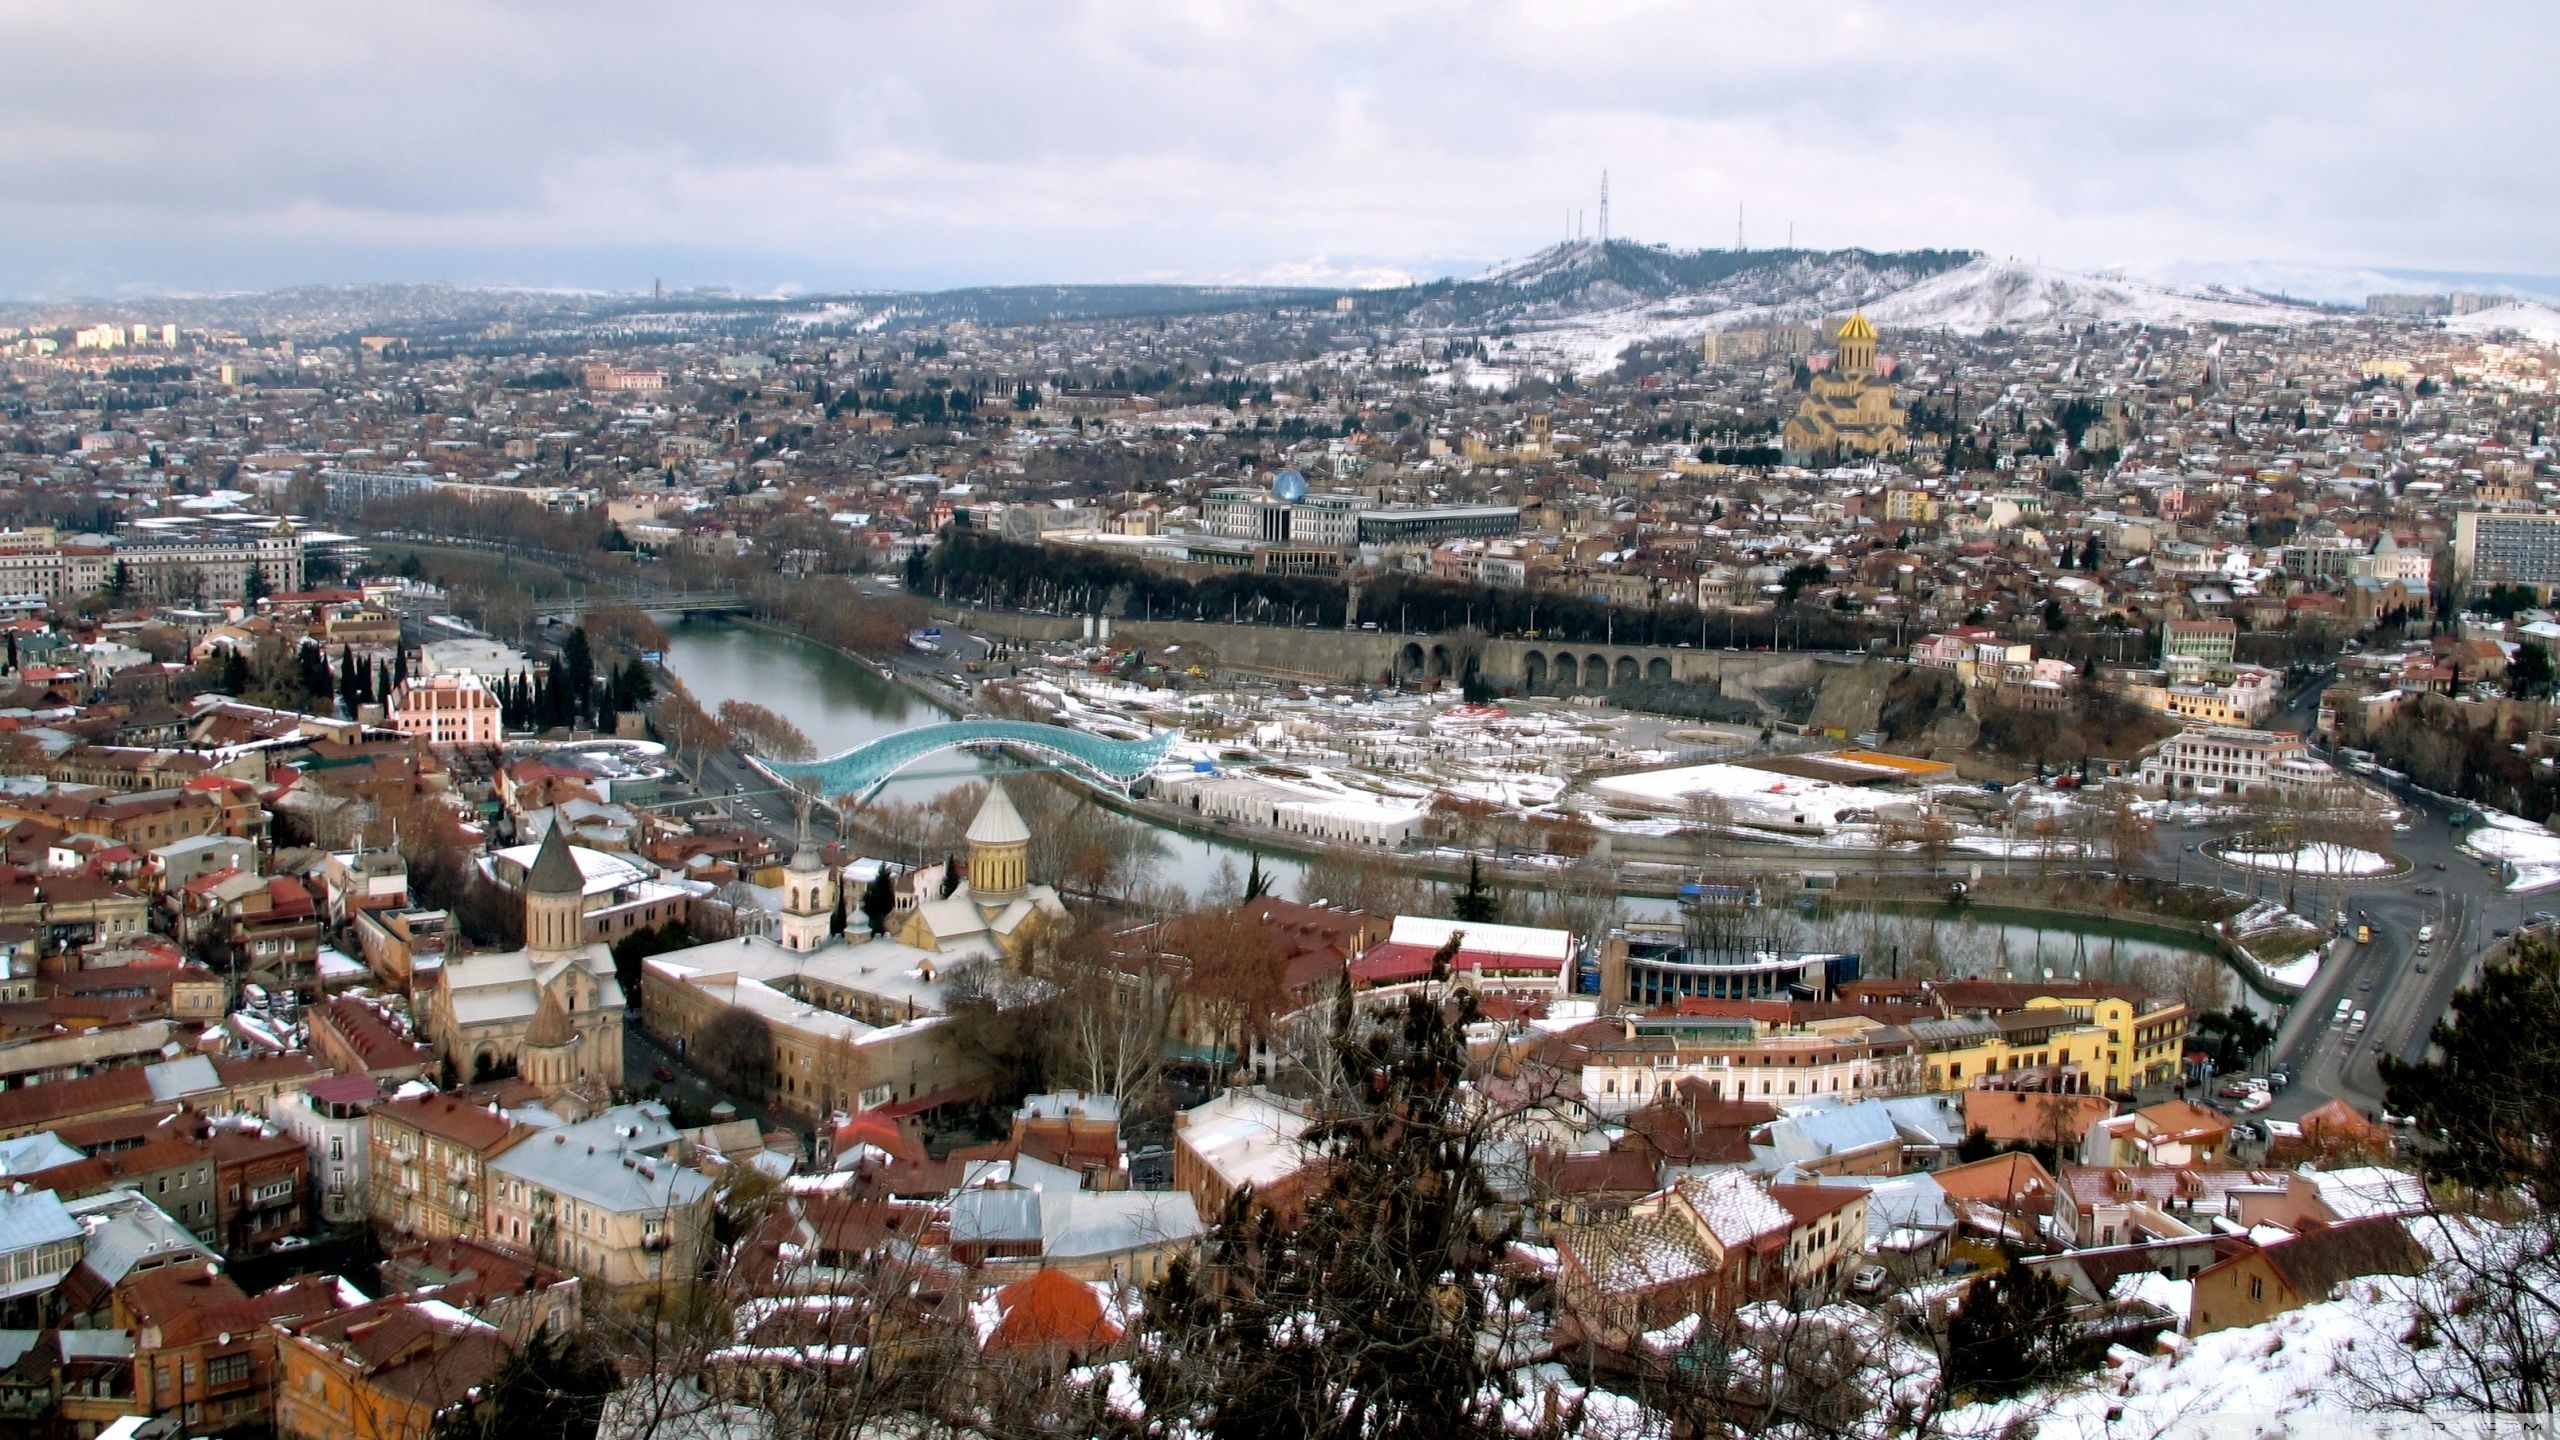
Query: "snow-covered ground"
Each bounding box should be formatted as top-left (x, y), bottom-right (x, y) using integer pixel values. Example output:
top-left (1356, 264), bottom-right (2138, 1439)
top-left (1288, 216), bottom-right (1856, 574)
top-left (2461, 810), bottom-right (2560, 892)
top-left (2446, 299), bottom-right (2560, 345)
top-left (1592, 760), bottom-right (1886, 830)
top-left (2216, 841), bottom-right (2393, 877)
top-left (1859, 258), bottom-right (2328, 334)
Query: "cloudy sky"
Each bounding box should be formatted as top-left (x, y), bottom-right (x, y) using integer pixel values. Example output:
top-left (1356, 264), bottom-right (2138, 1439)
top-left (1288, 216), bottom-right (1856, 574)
top-left (5, 2), bottom-right (2549, 298)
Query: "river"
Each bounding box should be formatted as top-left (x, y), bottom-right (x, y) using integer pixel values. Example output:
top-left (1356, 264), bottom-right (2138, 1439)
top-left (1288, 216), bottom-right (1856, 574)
top-left (657, 615), bottom-right (1309, 901)
top-left (656, 616), bottom-right (2247, 1003)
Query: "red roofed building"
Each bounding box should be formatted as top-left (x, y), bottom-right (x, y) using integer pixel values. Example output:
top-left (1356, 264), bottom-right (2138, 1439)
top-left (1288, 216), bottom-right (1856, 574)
top-left (308, 996), bottom-right (435, 1083)
top-left (274, 1294), bottom-right (515, 1440)
top-left (979, 1267), bottom-right (1125, 1363)
top-left (1348, 915), bottom-right (1576, 997)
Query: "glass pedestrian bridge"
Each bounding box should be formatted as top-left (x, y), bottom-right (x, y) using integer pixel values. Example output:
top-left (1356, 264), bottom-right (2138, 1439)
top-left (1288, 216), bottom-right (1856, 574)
top-left (767, 719), bottom-right (1175, 801)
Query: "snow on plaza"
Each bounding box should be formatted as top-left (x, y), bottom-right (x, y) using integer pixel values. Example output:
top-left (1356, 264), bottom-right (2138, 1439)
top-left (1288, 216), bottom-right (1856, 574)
top-left (2462, 809), bottom-right (2560, 892)
top-left (2216, 841), bottom-right (2394, 877)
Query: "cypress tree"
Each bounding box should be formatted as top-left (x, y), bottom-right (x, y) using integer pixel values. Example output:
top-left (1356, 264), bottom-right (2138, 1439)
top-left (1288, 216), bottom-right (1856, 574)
top-left (861, 865), bottom-right (896, 935)
top-left (1451, 855), bottom-right (1500, 924)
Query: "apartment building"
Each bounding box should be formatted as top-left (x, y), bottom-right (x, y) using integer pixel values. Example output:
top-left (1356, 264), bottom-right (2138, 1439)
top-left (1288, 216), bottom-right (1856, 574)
top-left (484, 1104), bottom-right (715, 1296)
top-left (385, 672), bottom-right (502, 748)
top-left (366, 1093), bottom-right (532, 1241)
top-left (2135, 724), bottom-right (2339, 799)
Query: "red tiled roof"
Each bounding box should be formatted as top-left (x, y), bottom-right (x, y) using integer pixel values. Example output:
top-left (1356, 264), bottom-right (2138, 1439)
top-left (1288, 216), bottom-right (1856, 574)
top-left (1348, 940), bottom-right (1566, 986)
top-left (985, 1268), bottom-right (1121, 1353)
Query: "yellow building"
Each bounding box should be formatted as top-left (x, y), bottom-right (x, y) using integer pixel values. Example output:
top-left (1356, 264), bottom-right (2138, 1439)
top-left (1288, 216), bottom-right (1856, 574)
top-left (1883, 486), bottom-right (1940, 524)
top-left (894, 781), bottom-right (1065, 963)
top-left (1783, 311), bottom-right (1907, 461)
top-left (1906, 990), bottom-right (2188, 1095)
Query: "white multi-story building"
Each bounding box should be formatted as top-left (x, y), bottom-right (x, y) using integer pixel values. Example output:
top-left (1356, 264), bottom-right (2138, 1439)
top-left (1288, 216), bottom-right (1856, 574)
top-left (2136, 724), bottom-right (2339, 798)
top-left (267, 1073), bottom-right (381, 1228)
top-left (1201, 484), bottom-right (1360, 547)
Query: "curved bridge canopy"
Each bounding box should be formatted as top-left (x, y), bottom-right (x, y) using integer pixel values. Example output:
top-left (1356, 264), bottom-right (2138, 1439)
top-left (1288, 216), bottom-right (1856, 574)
top-left (769, 719), bottom-right (1175, 800)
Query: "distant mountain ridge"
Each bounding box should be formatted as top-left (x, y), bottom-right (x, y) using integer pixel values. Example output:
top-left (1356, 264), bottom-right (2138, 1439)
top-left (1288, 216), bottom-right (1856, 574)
top-left (1360, 239), bottom-right (1976, 331)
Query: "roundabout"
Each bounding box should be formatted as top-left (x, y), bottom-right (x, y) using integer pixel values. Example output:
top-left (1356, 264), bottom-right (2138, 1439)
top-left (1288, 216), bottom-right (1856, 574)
top-left (2203, 837), bottom-right (2411, 882)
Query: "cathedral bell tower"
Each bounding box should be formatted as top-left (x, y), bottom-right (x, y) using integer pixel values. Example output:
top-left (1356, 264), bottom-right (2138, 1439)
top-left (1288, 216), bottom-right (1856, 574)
top-left (523, 822), bottom-right (586, 954)
top-left (1833, 310), bottom-right (1878, 378)
top-left (964, 782), bottom-right (1031, 908)
top-left (779, 842), bottom-right (837, 952)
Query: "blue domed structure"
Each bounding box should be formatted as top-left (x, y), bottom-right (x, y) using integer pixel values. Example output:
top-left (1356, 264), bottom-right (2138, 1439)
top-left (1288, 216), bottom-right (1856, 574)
top-left (1271, 468), bottom-right (1308, 503)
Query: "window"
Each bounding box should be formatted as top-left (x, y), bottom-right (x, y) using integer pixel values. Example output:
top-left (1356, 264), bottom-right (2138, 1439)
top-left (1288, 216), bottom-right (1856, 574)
top-left (208, 1353), bottom-right (251, 1386)
top-left (2248, 1276), bottom-right (2264, 1301)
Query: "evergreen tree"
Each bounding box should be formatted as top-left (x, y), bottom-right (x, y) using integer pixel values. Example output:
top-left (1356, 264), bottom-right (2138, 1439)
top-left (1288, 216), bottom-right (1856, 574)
top-left (1451, 855), bottom-right (1500, 924)
top-left (829, 879), bottom-right (848, 936)
top-left (1945, 1263), bottom-right (2079, 1400)
top-left (336, 644), bottom-right (361, 716)
top-left (1242, 852), bottom-right (1271, 902)
top-left (2080, 533), bottom-right (2102, 570)
top-left (219, 646), bottom-right (249, 696)
top-left (618, 656), bottom-right (654, 708)
top-left (244, 565), bottom-right (270, 604)
top-left (2383, 932), bottom-right (2560, 1206)
top-left (938, 856), bottom-right (960, 900)
top-left (861, 865), bottom-right (897, 935)
top-left (433, 1327), bottom-right (614, 1440)
top-left (1133, 936), bottom-right (1517, 1438)
top-left (564, 626), bottom-right (595, 727)
top-left (294, 641), bottom-right (332, 710)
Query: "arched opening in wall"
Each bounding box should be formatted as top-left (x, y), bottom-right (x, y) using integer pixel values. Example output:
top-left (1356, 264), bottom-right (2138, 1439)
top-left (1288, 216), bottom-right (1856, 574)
top-left (1427, 644), bottom-right (1451, 680)
top-left (1648, 657), bottom-right (1673, 681)
top-left (1553, 653), bottom-right (1579, 691)
top-left (1585, 654), bottom-right (1609, 691)
top-left (1399, 643), bottom-right (1425, 681)
top-left (1614, 656), bottom-right (1640, 687)
top-left (1523, 651), bottom-right (1549, 693)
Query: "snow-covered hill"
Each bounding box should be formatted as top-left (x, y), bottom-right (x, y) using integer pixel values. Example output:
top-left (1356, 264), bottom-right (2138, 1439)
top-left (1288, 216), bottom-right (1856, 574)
top-left (1860, 258), bottom-right (2329, 334)
top-left (2446, 300), bottom-right (2560, 344)
top-left (1400, 246), bottom-right (1970, 380)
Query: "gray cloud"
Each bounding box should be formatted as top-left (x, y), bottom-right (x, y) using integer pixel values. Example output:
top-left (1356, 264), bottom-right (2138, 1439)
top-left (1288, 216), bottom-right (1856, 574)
top-left (0, 1), bottom-right (2547, 296)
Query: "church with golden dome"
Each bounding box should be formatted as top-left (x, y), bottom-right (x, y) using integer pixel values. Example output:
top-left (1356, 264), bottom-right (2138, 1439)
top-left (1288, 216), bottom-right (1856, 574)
top-left (1782, 311), bottom-right (1907, 462)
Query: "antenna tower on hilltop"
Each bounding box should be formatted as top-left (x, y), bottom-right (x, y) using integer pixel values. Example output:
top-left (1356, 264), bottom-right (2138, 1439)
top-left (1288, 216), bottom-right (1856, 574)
top-left (1598, 171), bottom-right (1609, 244)
top-left (1736, 201), bottom-right (1745, 251)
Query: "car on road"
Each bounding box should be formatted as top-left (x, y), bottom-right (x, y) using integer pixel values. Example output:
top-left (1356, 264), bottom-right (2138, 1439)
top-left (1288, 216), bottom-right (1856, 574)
top-left (653, 1065), bottom-right (675, 1082)
top-left (2495, 928), bottom-right (2513, 938)
top-left (2414, 886), bottom-right (2437, 896)
top-left (2217, 1079), bottom-right (2254, 1099)
top-left (2358, 977), bottom-right (2373, 992)
top-left (2184, 843), bottom-right (2199, 853)
top-left (2433, 862), bottom-right (2447, 871)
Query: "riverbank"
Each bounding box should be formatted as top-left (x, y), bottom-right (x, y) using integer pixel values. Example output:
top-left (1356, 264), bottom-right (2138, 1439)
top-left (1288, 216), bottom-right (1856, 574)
top-left (663, 613), bottom-right (2266, 991)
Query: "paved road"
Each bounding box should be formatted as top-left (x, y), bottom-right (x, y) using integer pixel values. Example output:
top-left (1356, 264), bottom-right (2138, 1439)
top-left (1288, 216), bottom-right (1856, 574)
top-left (2173, 786), bottom-right (2528, 1121)
top-left (665, 599), bottom-right (2528, 1130)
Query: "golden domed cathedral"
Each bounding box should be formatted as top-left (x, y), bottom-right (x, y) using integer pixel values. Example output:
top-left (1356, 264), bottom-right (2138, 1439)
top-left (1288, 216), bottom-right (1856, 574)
top-left (1782, 311), bottom-right (1907, 462)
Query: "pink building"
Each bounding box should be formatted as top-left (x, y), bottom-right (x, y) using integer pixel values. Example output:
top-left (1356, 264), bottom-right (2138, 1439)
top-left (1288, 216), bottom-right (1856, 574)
top-left (387, 672), bottom-right (502, 748)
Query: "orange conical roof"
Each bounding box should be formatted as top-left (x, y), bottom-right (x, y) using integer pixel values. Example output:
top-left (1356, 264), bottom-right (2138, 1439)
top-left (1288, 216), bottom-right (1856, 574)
top-left (986, 1267), bottom-right (1123, 1353)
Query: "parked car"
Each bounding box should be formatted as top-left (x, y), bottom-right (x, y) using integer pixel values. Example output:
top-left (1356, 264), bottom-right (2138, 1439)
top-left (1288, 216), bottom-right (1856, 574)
top-left (1850, 1265), bottom-right (1890, 1296)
